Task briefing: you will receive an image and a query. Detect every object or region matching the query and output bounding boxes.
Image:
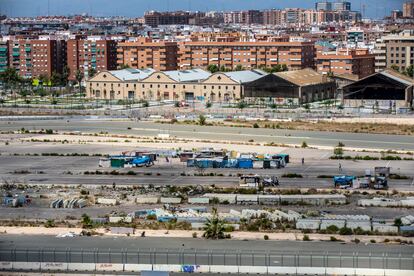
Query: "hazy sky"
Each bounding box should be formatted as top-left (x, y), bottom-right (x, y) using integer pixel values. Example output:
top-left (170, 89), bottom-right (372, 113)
top-left (0, 0), bottom-right (405, 19)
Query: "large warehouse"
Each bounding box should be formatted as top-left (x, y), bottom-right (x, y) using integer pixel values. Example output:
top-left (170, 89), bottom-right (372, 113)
top-left (343, 70), bottom-right (414, 110)
top-left (86, 68), bottom-right (335, 104)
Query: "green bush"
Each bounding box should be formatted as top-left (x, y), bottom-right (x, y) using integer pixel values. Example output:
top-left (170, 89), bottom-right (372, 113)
top-left (339, 227), bottom-right (353, 235)
top-left (264, 234), bottom-right (269, 240)
top-left (303, 234), bottom-right (311, 241)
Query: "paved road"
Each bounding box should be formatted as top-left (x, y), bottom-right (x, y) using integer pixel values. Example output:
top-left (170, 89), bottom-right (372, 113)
top-left (0, 236), bottom-right (413, 269)
top-left (1, 119), bottom-right (414, 150)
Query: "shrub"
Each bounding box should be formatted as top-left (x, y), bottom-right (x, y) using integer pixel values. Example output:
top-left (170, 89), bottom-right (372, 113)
top-left (146, 214), bottom-right (157, 220)
top-left (330, 236), bottom-right (339, 242)
top-left (339, 227), bottom-right (353, 235)
top-left (301, 141), bottom-right (308, 148)
top-left (253, 123), bottom-right (259, 128)
top-left (192, 232), bottom-right (198, 238)
top-left (326, 225), bottom-right (339, 234)
top-left (281, 173), bottom-right (303, 178)
top-left (303, 234), bottom-right (311, 241)
top-left (264, 234), bottom-right (269, 240)
top-left (370, 239), bottom-right (376, 243)
top-left (353, 238), bottom-right (360, 244)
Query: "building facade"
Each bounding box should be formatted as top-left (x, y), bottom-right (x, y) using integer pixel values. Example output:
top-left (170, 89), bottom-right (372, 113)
top-left (384, 31), bottom-right (414, 72)
top-left (316, 48), bottom-right (375, 78)
top-left (67, 38), bottom-right (117, 81)
top-left (116, 38), bottom-right (178, 71)
top-left (7, 39), bottom-right (66, 79)
top-left (178, 41), bottom-right (315, 71)
top-left (86, 68), bottom-right (335, 104)
top-left (0, 41), bottom-right (8, 73)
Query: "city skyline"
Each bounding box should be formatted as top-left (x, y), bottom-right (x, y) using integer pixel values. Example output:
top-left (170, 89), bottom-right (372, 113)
top-left (0, 0), bottom-right (404, 19)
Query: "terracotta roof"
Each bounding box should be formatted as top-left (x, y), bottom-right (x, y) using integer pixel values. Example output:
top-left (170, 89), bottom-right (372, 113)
top-left (274, 68), bottom-right (330, 86)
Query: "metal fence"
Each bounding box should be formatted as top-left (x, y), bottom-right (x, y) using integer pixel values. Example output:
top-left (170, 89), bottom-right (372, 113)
top-left (0, 248), bottom-right (413, 270)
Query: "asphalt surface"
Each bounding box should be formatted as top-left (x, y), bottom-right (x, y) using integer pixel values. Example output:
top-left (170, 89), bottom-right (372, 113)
top-left (1, 118), bottom-right (414, 150)
top-left (0, 155), bottom-right (412, 190)
top-left (0, 235), bottom-right (413, 269)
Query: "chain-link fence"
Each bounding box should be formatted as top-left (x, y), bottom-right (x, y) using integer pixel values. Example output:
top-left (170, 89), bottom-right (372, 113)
top-left (0, 248), bottom-right (413, 270)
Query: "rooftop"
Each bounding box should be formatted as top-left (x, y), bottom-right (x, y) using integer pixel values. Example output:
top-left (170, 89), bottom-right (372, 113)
top-left (275, 68), bottom-right (329, 86)
top-left (109, 68), bottom-right (156, 81)
top-left (223, 69), bottom-right (268, 83)
top-left (163, 68), bottom-right (211, 82)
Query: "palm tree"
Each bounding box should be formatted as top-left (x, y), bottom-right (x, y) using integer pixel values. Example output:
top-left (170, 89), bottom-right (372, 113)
top-left (75, 70), bottom-right (83, 104)
top-left (202, 208), bottom-right (225, 239)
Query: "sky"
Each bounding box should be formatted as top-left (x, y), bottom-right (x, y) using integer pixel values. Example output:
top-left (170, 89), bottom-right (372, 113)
top-left (0, 0), bottom-right (405, 19)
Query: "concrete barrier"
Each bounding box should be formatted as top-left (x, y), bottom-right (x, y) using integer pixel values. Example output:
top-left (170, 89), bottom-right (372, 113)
top-left (355, 268), bottom-right (386, 276)
top-left (41, 262), bottom-right (68, 271)
top-left (297, 267), bottom-right (326, 275)
top-left (193, 265), bottom-right (210, 273)
top-left (95, 263), bottom-right (123, 271)
top-left (67, 263), bottom-right (96, 271)
top-left (268, 266), bottom-right (297, 274)
top-left (0, 262), bottom-right (13, 270)
top-left (153, 264), bottom-right (182, 272)
top-left (13, 262), bottom-right (41, 271)
top-left (210, 265), bottom-right (238, 273)
top-left (326, 267), bottom-right (356, 275)
top-left (124, 264), bottom-right (152, 272)
top-left (239, 266), bottom-right (267, 274)
top-left (384, 269), bottom-right (414, 276)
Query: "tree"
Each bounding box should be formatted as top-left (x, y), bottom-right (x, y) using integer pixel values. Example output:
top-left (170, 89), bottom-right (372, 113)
top-left (234, 64), bottom-right (244, 71)
top-left (88, 67), bottom-right (97, 79)
top-left (81, 213), bottom-right (92, 228)
top-left (61, 66), bottom-right (70, 86)
top-left (51, 71), bottom-right (62, 86)
top-left (207, 64), bottom-right (219, 73)
top-left (0, 68), bottom-right (20, 93)
top-left (119, 64), bottom-right (130, 69)
top-left (333, 147), bottom-right (344, 158)
top-left (394, 218), bottom-right (402, 227)
top-left (198, 114), bottom-right (206, 125)
top-left (203, 207), bottom-right (225, 239)
top-left (404, 65), bottom-right (414, 77)
top-left (75, 69), bottom-right (83, 98)
top-left (237, 100), bottom-right (248, 111)
top-left (205, 101), bottom-right (212, 108)
top-left (390, 64), bottom-right (400, 72)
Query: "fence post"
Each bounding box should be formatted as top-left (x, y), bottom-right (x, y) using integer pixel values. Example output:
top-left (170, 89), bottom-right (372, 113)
top-left (310, 251), bottom-right (312, 267)
top-left (224, 250), bottom-right (226, 266)
top-left (369, 252), bottom-right (371, 268)
top-left (399, 253), bottom-right (401, 270)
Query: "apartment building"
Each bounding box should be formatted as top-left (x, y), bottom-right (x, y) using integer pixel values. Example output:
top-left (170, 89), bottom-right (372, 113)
top-left (7, 39), bottom-right (66, 79)
top-left (384, 31), bottom-right (414, 72)
top-left (373, 38), bottom-right (387, 72)
top-left (403, 1), bottom-right (414, 18)
top-left (316, 48), bottom-right (375, 78)
top-left (178, 41), bottom-right (315, 71)
top-left (144, 11), bottom-right (194, 27)
top-left (0, 41), bottom-right (8, 73)
top-left (263, 9), bottom-right (283, 25)
top-left (67, 38), bottom-right (117, 81)
top-left (116, 38), bottom-right (178, 71)
top-left (223, 10), bottom-right (263, 25)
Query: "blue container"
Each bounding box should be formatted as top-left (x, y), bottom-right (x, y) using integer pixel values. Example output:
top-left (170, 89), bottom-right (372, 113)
top-left (237, 158), bottom-right (253, 169)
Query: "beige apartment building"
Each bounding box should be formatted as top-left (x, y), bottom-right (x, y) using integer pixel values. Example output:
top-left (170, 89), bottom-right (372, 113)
top-left (178, 41), bottom-right (315, 71)
top-left (374, 31), bottom-right (414, 72)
